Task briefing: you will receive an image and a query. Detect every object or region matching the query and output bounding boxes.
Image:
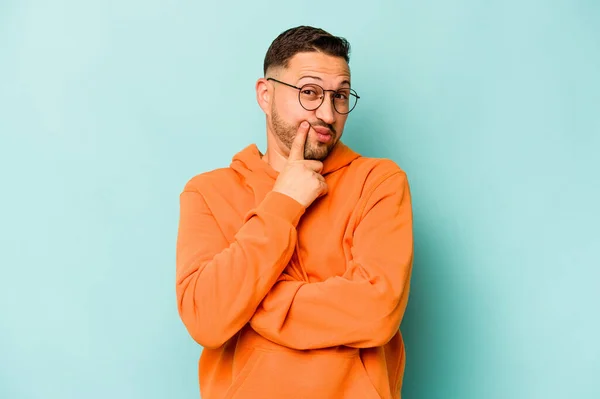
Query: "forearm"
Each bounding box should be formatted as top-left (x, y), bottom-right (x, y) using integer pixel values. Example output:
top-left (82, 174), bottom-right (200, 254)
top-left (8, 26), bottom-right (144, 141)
top-left (177, 190), bottom-right (305, 349)
top-left (250, 171), bottom-right (413, 350)
top-left (250, 261), bottom-right (412, 350)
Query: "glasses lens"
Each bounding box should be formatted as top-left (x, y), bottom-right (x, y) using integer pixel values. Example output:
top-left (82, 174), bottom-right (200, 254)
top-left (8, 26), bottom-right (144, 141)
top-left (333, 89), bottom-right (358, 114)
top-left (299, 84), bottom-right (323, 110)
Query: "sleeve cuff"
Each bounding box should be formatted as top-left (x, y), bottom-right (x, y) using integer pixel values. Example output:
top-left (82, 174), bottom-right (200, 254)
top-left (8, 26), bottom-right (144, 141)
top-left (256, 191), bottom-right (306, 227)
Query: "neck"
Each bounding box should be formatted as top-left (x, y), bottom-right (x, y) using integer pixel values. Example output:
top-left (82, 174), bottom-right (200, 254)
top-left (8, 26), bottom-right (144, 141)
top-left (261, 146), bottom-right (287, 173)
top-left (261, 129), bottom-right (290, 173)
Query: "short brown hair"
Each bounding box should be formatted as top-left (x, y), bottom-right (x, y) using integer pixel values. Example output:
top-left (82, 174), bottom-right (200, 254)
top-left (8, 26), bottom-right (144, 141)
top-left (263, 26), bottom-right (351, 76)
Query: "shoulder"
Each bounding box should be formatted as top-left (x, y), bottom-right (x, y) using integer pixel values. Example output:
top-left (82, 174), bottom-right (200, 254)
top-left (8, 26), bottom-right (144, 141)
top-left (349, 156), bottom-right (409, 189)
top-left (181, 167), bottom-right (240, 194)
top-left (348, 157), bottom-right (412, 217)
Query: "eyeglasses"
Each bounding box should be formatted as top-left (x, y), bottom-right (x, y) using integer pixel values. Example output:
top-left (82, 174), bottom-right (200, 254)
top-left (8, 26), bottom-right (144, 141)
top-left (267, 78), bottom-right (360, 115)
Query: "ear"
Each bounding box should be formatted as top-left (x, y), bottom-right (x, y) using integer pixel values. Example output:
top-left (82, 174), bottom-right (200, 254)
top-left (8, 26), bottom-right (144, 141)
top-left (256, 78), bottom-right (272, 115)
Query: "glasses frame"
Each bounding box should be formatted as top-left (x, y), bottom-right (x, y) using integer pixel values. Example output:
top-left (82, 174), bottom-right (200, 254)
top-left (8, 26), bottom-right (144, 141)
top-left (266, 77), bottom-right (360, 115)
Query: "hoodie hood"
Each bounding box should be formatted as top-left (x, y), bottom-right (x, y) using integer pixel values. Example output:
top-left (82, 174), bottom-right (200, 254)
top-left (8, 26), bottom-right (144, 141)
top-left (231, 140), bottom-right (361, 179)
top-left (230, 141), bottom-right (361, 204)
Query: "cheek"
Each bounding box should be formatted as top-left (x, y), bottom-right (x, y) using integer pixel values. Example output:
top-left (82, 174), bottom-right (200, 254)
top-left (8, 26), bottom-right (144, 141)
top-left (279, 98), bottom-right (313, 126)
top-left (335, 116), bottom-right (348, 132)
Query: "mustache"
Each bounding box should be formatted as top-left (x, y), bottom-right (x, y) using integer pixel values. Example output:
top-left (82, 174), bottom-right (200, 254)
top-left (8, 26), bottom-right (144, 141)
top-left (307, 120), bottom-right (336, 135)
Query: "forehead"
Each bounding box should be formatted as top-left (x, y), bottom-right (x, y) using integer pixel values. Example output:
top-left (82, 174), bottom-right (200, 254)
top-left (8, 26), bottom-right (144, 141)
top-left (283, 52), bottom-right (350, 85)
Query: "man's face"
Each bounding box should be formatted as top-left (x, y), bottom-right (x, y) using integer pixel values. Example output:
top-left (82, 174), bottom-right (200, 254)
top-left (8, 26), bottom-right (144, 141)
top-left (267, 52), bottom-right (351, 161)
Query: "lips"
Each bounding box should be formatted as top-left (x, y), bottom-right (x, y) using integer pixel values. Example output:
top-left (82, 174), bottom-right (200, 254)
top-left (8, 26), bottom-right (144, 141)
top-left (312, 126), bottom-right (333, 144)
top-left (313, 126), bottom-right (333, 144)
top-left (312, 126), bottom-right (332, 136)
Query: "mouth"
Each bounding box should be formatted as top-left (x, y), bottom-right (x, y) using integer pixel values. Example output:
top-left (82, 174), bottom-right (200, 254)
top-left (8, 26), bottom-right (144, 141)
top-left (312, 126), bottom-right (334, 144)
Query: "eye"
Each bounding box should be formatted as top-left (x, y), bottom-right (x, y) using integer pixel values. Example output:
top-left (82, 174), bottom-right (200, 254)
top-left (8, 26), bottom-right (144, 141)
top-left (334, 91), bottom-right (350, 100)
top-left (302, 88), bottom-right (318, 96)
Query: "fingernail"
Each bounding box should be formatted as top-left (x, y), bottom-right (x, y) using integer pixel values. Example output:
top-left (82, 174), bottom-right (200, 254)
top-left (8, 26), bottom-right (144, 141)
top-left (301, 121), bottom-right (309, 128)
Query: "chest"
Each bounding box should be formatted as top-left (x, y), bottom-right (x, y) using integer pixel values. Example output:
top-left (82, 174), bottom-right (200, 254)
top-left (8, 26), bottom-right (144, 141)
top-left (293, 191), bottom-right (359, 281)
top-left (216, 173), bottom-right (368, 282)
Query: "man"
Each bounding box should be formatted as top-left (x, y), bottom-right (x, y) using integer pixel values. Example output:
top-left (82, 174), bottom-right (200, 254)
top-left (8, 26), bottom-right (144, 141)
top-left (176, 26), bottom-right (414, 399)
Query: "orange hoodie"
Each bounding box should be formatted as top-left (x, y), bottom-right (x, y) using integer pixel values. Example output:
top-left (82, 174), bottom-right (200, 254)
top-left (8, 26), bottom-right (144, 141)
top-left (176, 141), bottom-right (413, 399)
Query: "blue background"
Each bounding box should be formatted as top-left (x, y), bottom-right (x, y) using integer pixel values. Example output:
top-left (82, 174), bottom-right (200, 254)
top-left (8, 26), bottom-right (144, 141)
top-left (1, 1), bottom-right (598, 398)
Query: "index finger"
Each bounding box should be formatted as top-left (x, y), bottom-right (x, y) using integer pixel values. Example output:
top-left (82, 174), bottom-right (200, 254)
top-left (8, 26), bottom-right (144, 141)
top-left (288, 121), bottom-right (310, 161)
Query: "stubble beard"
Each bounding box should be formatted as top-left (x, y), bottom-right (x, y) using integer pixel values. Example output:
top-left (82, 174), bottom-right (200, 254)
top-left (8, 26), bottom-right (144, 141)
top-left (271, 105), bottom-right (335, 161)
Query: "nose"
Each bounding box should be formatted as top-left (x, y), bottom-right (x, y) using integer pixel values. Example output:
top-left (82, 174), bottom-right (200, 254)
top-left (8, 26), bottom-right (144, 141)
top-left (315, 92), bottom-right (336, 125)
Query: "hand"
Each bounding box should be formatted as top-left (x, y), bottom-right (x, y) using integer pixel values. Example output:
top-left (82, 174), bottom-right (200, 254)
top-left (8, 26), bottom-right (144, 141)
top-left (272, 121), bottom-right (328, 207)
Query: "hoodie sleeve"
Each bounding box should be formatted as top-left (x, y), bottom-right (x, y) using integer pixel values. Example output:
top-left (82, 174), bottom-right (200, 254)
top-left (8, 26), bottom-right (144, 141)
top-left (176, 183), bottom-right (305, 349)
top-left (249, 171), bottom-right (413, 350)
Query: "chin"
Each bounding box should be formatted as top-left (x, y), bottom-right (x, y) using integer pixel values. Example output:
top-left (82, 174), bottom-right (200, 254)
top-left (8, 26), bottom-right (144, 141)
top-left (305, 143), bottom-right (333, 161)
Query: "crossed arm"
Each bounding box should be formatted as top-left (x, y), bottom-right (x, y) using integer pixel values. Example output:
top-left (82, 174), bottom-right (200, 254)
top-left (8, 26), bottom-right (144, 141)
top-left (176, 171), bottom-right (413, 350)
top-left (249, 171), bottom-right (413, 350)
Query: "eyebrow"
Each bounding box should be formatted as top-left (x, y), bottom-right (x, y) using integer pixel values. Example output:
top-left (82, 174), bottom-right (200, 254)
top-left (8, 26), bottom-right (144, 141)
top-left (298, 75), bottom-right (352, 88)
